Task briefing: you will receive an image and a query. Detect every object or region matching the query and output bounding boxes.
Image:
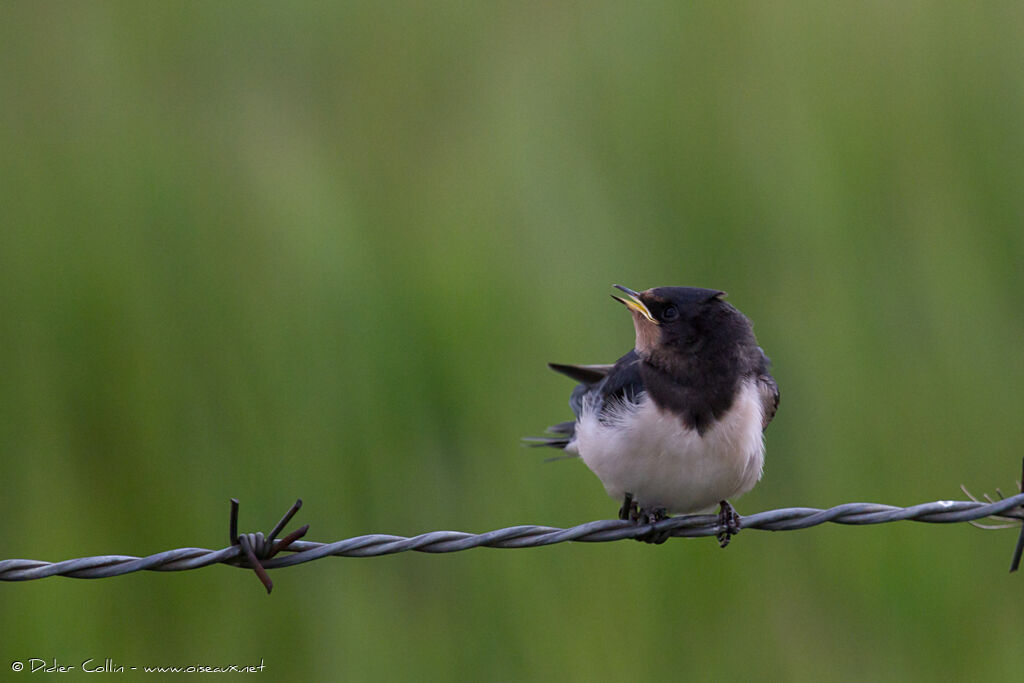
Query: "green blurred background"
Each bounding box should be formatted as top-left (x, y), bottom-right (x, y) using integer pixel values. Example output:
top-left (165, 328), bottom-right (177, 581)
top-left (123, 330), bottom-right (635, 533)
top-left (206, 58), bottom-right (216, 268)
top-left (2, 2), bottom-right (1023, 680)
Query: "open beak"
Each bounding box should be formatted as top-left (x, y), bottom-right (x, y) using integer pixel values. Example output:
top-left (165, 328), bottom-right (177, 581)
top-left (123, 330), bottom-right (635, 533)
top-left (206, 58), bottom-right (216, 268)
top-left (611, 284), bottom-right (658, 324)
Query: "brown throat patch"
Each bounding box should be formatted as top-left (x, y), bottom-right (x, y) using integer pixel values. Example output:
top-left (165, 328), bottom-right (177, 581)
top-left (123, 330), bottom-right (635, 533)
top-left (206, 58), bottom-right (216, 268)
top-left (631, 312), bottom-right (660, 355)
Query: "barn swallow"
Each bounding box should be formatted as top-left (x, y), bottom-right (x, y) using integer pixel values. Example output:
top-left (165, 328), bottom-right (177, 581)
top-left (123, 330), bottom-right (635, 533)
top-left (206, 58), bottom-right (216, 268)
top-left (529, 285), bottom-right (779, 546)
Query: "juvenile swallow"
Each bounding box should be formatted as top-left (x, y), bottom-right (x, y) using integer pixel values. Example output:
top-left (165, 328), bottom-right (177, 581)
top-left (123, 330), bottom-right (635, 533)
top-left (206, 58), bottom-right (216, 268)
top-left (530, 285), bottom-right (779, 546)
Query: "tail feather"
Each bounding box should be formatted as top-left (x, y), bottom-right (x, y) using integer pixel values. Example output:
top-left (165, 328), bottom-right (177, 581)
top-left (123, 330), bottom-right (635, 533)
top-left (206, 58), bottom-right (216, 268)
top-left (525, 362), bottom-right (594, 457)
top-left (522, 420), bottom-right (577, 451)
top-left (542, 452), bottom-right (579, 463)
top-left (546, 420), bottom-right (575, 435)
top-left (522, 436), bottom-right (573, 449)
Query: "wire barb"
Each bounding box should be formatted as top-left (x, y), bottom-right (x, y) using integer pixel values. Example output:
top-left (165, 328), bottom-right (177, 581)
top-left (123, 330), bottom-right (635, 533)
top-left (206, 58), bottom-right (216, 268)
top-left (228, 499), bottom-right (306, 593)
top-left (960, 458), bottom-right (1024, 571)
top-left (1012, 458), bottom-right (1024, 572)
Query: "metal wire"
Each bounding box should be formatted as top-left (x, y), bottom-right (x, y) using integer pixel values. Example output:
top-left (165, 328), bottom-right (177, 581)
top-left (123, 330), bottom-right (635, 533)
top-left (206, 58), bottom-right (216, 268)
top-left (2, 492), bottom-right (1023, 590)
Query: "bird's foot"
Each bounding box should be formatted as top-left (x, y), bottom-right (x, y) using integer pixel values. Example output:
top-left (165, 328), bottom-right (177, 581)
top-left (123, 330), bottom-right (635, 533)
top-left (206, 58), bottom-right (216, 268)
top-left (716, 500), bottom-right (741, 548)
top-left (619, 494), bottom-right (671, 544)
top-left (635, 506), bottom-right (671, 544)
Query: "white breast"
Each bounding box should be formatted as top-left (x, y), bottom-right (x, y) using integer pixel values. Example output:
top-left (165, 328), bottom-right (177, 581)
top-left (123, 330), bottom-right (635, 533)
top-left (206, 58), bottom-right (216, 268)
top-left (567, 378), bottom-right (765, 514)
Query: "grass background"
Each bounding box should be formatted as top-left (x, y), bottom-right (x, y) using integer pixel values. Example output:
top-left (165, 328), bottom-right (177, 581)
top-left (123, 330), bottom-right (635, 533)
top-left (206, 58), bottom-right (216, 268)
top-left (2, 2), bottom-right (1023, 680)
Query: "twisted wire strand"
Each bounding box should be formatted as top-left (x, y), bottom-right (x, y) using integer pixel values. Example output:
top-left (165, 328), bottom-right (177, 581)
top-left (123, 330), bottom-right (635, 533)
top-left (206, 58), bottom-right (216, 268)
top-left (2, 493), bottom-right (1022, 583)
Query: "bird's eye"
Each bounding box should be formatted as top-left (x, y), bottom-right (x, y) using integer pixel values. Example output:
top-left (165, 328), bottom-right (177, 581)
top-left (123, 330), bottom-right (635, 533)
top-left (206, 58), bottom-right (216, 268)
top-left (661, 305), bottom-right (679, 321)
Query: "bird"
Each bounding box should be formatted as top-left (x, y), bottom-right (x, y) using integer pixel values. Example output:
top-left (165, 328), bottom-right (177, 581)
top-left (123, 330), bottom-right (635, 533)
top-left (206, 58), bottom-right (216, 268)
top-left (528, 285), bottom-right (779, 546)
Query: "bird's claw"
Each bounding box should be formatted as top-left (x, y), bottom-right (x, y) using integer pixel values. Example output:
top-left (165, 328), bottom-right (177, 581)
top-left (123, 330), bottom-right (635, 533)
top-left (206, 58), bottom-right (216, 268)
top-left (619, 494), bottom-right (671, 544)
top-left (717, 500), bottom-right (741, 548)
top-left (639, 507), bottom-right (671, 544)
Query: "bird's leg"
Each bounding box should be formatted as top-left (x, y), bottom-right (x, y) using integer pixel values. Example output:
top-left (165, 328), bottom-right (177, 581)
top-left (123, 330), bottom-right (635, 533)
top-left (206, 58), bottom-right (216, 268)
top-left (716, 500), bottom-right (741, 548)
top-left (635, 506), bottom-right (670, 545)
top-left (618, 492), bottom-right (636, 521)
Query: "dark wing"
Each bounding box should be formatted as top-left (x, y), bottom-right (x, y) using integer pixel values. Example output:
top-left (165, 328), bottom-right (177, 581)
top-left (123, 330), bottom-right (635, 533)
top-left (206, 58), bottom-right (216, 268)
top-left (548, 362), bottom-right (615, 384)
top-left (756, 347), bottom-right (780, 431)
top-left (526, 349), bottom-right (645, 450)
top-left (584, 349), bottom-right (644, 417)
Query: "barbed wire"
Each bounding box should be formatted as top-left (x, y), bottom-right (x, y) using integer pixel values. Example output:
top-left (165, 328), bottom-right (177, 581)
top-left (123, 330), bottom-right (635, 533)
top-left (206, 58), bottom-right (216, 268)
top-left (2, 484), bottom-right (1023, 593)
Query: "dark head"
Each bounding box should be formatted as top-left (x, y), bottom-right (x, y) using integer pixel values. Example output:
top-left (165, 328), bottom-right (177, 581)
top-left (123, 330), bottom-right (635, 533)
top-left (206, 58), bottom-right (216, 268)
top-left (612, 284), bottom-right (757, 367)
